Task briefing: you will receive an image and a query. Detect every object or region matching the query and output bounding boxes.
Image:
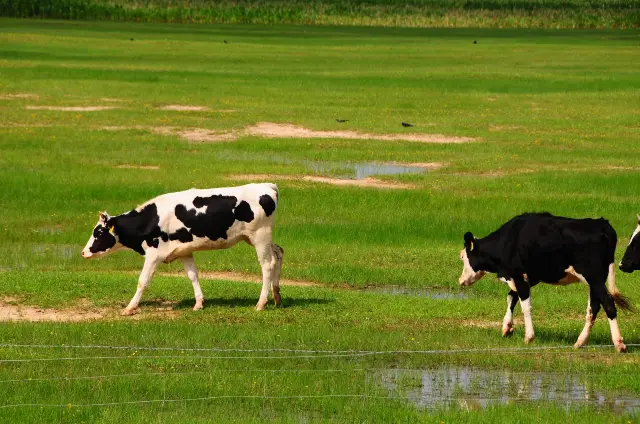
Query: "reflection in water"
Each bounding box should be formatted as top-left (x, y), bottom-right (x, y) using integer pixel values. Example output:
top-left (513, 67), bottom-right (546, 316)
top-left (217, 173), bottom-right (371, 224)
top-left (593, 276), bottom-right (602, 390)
top-left (378, 367), bottom-right (639, 415)
top-left (365, 286), bottom-right (469, 300)
top-left (307, 162), bottom-right (429, 180)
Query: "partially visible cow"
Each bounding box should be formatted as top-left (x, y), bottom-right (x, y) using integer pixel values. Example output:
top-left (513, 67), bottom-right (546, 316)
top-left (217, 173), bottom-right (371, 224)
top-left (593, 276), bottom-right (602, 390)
top-left (619, 215), bottom-right (640, 274)
top-left (458, 212), bottom-right (632, 352)
top-left (82, 183), bottom-right (283, 315)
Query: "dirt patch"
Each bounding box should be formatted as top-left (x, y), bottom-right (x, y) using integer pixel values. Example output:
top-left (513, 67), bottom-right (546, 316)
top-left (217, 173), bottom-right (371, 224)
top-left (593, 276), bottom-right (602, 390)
top-left (246, 122), bottom-right (474, 144)
top-left (488, 125), bottom-right (523, 131)
top-left (101, 123), bottom-right (472, 144)
top-left (115, 164), bottom-right (160, 170)
top-left (227, 174), bottom-right (413, 189)
top-left (386, 162), bottom-right (443, 169)
top-left (100, 98), bottom-right (124, 102)
top-left (173, 128), bottom-right (238, 142)
top-left (160, 270), bottom-right (321, 288)
top-left (158, 105), bottom-right (210, 112)
top-left (461, 320), bottom-right (504, 329)
top-left (26, 106), bottom-right (119, 112)
top-left (0, 302), bottom-right (104, 322)
top-left (0, 93), bottom-right (39, 100)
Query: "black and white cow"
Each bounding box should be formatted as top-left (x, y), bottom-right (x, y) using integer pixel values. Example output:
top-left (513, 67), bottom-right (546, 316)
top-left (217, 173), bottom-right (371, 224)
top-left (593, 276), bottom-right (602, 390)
top-left (619, 215), bottom-right (640, 274)
top-left (459, 212), bottom-right (632, 352)
top-left (82, 183), bottom-right (283, 315)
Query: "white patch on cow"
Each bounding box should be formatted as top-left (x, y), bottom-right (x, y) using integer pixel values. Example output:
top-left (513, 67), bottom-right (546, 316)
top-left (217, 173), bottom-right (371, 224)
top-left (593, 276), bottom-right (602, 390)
top-left (502, 291), bottom-right (516, 337)
top-left (628, 225), bottom-right (640, 246)
top-left (520, 297), bottom-right (535, 344)
top-left (458, 249), bottom-right (486, 286)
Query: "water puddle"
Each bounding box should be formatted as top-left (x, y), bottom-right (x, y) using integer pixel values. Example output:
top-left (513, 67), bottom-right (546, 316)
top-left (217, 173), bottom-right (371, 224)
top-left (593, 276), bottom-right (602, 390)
top-left (377, 367), bottom-right (639, 415)
top-left (32, 244), bottom-right (76, 260)
top-left (307, 162), bottom-right (436, 180)
top-left (365, 286), bottom-right (469, 300)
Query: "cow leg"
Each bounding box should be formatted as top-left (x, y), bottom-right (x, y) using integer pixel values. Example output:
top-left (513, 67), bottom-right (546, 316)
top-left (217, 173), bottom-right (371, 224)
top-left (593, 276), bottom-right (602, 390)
top-left (123, 253), bottom-right (159, 316)
top-left (253, 231), bottom-right (276, 311)
top-left (514, 279), bottom-right (534, 344)
top-left (181, 255), bottom-right (204, 311)
top-left (574, 295), bottom-right (594, 348)
top-left (271, 244), bottom-right (284, 307)
top-left (600, 288), bottom-right (626, 353)
top-left (502, 290), bottom-right (518, 337)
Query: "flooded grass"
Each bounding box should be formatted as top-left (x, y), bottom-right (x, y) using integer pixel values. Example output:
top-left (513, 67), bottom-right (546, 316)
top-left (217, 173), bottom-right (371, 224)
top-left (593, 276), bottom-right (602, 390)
top-left (363, 286), bottom-right (469, 300)
top-left (377, 366), bottom-right (640, 415)
top-left (307, 162), bottom-right (434, 180)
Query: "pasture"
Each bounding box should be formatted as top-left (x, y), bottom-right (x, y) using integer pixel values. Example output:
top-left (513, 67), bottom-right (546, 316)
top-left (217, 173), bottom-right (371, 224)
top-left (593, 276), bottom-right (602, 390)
top-left (1, 19), bottom-right (640, 422)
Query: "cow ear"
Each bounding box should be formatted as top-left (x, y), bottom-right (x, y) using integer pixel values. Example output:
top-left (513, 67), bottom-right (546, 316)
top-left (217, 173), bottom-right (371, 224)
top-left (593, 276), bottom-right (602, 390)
top-left (464, 232), bottom-right (476, 251)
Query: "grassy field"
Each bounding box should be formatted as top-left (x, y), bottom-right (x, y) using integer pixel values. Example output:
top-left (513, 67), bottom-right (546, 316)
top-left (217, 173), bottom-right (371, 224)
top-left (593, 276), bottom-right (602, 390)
top-left (2, 0), bottom-right (640, 28)
top-left (1, 19), bottom-right (640, 422)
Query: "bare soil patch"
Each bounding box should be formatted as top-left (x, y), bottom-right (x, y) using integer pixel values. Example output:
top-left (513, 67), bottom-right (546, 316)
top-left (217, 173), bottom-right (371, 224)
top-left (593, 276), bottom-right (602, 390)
top-left (0, 299), bottom-right (104, 322)
top-left (26, 106), bottom-right (119, 112)
top-left (157, 105), bottom-right (210, 112)
top-left (115, 164), bottom-right (160, 170)
top-left (173, 128), bottom-right (238, 142)
top-left (100, 98), bottom-right (124, 102)
top-left (0, 93), bottom-right (39, 100)
top-left (101, 123), bottom-right (472, 144)
top-left (246, 122), bottom-right (474, 144)
top-left (227, 174), bottom-right (413, 189)
top-left (461, 320), bottom-right (504, 329)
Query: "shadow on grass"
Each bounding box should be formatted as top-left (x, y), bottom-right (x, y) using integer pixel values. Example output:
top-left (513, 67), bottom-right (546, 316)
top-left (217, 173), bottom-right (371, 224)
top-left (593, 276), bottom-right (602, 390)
top-left (139, 296), bottom-right (333, 310)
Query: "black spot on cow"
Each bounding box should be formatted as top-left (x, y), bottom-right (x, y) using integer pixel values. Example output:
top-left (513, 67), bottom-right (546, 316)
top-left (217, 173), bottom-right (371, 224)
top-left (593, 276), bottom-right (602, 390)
top-left (175, 195), bottom-right (252, 242)
top-left (89, 225), bottom-right (116, 253)
top-left (108, 203), bottom-right (165, 255)
top-left (235, 200), bottom-right (254, 222)
top-left (259, 195), bottom-right (276, 217)
top-left (169, 227), bottom-right (193, 243)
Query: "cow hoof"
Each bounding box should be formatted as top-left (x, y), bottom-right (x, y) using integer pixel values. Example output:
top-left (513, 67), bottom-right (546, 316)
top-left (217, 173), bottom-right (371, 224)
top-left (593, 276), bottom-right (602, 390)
top-left (255, 302), bottom-right (267, 311)
top-left (193, 304), bottom-right (203, 311)
top-left (524, 335), bottom-right (535, 344)
top-left (616, 343), bottom-right (627, 353)
top-left (502, 324), bottom-right (514, 337)
top-left (573, 342), bottom-right (584, 349)
top-left (121, 308), bottom-right (136, 316)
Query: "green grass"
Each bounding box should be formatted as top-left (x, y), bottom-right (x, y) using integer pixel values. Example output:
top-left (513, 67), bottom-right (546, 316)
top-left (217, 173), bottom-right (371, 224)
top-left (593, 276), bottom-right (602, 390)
top-left (0, 19), bottom-right (640, 422)
top-left (2, 0), bottom-right (640, 28)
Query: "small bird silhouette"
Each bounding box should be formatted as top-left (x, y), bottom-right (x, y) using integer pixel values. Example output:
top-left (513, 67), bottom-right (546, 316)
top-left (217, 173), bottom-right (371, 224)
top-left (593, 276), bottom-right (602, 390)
top-left (401, 122), bottom-right (414, 127)
top-left (224, 40), bottom-right (229, 44)
top-left (336, 119), bottom-right (349, 123)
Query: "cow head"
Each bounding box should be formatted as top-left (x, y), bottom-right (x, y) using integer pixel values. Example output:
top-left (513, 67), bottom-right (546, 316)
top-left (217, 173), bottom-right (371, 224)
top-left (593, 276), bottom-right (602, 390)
top-left (619, 215), bottom-right (640, 273)
top-left (81, 212), bottom-right (121, 258)
top-left (458, 232), bottom-right (487, 286)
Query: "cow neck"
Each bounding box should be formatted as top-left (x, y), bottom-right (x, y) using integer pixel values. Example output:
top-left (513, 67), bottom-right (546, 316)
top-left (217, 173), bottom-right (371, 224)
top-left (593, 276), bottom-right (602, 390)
top-left (109, 204), bottom-right (161, 255)
top-left (476, 231), bottom-right (504, 274)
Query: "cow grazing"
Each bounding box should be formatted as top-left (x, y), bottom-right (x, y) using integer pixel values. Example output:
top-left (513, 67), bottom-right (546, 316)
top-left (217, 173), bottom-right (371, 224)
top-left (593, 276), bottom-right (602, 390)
top-left (619, 215), bottom-right (640, 274)
top-left (81, 183), bottom-right (284, 315)
top-left (458, 212), bottom-right (632, 352)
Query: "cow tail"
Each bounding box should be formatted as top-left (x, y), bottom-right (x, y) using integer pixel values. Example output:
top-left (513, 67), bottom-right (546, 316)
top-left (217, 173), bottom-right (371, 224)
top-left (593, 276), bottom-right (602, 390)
top-left (608, 265), bottom-right (634, 312)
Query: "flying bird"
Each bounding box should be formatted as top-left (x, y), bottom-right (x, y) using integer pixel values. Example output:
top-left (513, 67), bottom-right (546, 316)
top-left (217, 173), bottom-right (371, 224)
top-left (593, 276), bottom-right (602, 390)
top-left (401, 122), bottom-right (414, 127)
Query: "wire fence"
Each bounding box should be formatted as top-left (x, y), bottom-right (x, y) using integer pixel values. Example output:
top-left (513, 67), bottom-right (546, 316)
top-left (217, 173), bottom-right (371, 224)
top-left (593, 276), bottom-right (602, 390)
top-left (0, 343), bottom-right (638, 414)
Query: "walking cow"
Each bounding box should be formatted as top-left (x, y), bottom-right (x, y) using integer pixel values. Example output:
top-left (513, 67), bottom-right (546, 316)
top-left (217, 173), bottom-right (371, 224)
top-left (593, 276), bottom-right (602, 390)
top-left (81, 183), bottom-right (284, 315)
top-left (619, 215), bottom-right (640, 274)
top-left (458, 212), bottom-right (632, 352)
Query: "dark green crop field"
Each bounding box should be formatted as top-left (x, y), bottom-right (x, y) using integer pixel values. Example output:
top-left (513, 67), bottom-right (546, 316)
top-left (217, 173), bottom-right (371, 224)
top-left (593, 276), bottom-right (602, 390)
top-left (2, 0), bottom-right (640, 28)
top-left (0, 19), bottom-right (639, 422)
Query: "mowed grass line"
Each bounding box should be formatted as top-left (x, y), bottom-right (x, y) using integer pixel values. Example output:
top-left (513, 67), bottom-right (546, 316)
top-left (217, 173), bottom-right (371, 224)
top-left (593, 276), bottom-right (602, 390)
top-left (0, 20), bottom-right (640, 421)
